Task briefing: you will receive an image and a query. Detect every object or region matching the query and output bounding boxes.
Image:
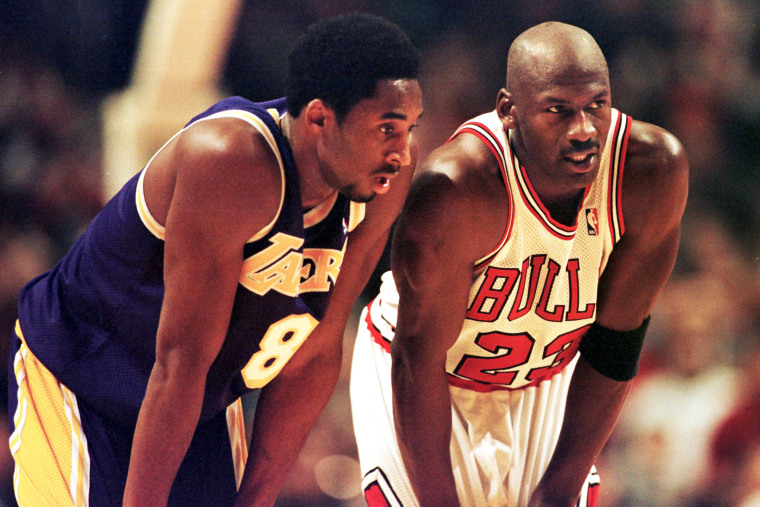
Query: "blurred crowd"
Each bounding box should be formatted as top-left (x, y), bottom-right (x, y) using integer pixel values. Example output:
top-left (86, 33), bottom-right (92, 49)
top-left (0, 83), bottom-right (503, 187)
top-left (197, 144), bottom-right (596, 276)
top-left (1, 1), bottom-right (759, 506)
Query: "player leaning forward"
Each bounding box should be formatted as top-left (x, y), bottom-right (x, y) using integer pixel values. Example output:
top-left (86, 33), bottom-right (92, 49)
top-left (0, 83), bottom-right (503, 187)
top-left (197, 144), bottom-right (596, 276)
top-left (9, 14), bottom-right (423, 506)
top-left (350, 21), bottom-right (688, 507)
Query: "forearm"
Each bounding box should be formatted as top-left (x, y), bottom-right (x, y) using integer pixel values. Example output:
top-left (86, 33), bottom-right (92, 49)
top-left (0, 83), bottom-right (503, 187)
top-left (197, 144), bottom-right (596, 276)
top-left (235, 341), bottom-right (342, 506)
top-left (530, 356), bottom-right (631, 506)
top-left (124, 364), bottom-right (206, 506)
top-left (392, 357), bottom-right (458, 506)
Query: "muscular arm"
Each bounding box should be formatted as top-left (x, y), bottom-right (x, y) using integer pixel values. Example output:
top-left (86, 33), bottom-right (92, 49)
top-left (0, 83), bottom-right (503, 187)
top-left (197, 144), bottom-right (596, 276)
top-left (233, 148), bottom-right (417, 507)
top-left (390, 136), bottom-right (507, 505)
top-left (124, 119), bottom-right (282, 506)
top-left (530, 121), bottom-right (689, 506)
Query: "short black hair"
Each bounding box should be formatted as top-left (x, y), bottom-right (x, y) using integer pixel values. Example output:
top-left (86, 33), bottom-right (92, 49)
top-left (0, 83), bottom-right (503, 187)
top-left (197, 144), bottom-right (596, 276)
top-left (287, 13), bottom-right (421, 121)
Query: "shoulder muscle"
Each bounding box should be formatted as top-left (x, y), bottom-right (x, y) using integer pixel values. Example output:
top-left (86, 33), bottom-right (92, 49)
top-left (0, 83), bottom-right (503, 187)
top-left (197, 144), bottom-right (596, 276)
top-left (622, 120), bottom-right (688, 242)
top-left (393, 137), bottom-right (508, 285)
top-left (159, 117), bottom-right (284, 248)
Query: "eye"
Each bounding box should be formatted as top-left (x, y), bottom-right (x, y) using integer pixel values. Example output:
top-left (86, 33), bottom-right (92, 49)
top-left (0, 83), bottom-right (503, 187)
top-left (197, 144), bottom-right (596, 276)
top-left (379, 124), bottom-right (395, 135)
top-left (588, 100), bottom-right (606, 110)
top-left (547, 105), bottom-right (566, 114)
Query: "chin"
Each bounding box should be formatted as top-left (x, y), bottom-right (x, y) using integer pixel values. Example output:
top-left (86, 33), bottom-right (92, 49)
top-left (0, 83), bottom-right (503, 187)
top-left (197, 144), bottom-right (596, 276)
top-left (341, 186), bottom-right (376, 203)
top-left (568, 166), bottom-right (599, 185)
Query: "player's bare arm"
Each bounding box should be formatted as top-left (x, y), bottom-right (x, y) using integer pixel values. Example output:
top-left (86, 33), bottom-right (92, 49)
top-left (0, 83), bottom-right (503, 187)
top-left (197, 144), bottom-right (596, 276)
top-left (390, 134), bottom-right (507, 505)
top-left (529, 121), bottom-right (688, 506)
top-left (124, 118), bottom-right (283, 506)
top-left (234, 143), bottom-right (418, 507)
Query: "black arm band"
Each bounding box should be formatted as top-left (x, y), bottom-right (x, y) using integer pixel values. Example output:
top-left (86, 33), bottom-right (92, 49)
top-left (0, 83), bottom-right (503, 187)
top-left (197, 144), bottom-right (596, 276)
top-left (578, 316), bottom-right (651, 381)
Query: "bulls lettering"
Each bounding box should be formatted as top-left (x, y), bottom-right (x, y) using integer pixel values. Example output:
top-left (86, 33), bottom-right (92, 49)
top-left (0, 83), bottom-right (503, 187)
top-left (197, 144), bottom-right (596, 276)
top-left (466, 256), bottom-right (595, 323)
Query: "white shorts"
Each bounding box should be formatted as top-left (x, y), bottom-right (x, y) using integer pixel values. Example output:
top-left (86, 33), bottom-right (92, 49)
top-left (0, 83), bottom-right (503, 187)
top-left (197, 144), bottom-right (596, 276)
top-left (349, 301), bottom-right (599, 507)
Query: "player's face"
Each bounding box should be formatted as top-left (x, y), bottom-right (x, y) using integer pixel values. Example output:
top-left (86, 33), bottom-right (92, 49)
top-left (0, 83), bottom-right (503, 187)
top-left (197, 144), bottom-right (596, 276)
top-left (318, 79), bottom-right (423, 203)
top-left (508, 67), bottom-right (612, 198)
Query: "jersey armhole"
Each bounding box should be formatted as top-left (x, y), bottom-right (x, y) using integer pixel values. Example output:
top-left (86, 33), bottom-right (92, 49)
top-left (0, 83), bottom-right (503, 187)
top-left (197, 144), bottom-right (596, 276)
top-left (449, 122), bottom-right (514, 269)
top-left (607, 110), bottom-right (631, 244)
top-left (135, 110), bottom-right (287, 243)
top-left (347, 201), bottom-right (366, 232)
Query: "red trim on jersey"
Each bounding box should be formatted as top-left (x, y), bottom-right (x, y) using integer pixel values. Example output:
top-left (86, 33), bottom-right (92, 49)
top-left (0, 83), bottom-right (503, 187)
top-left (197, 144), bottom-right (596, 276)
top-left (450, 122), bottom-right (515, 270)
top-left (587, 483), bottom-right (600, 507)
top-left (454, 125), bottom-right (506, 173)
top-left (606, 113), bottom-right (622, 242)
top-left (364, 483), bottom-right (392, 507)
top-left (447, 370), bottom-right (553, 392)
top-left (616, 115), bottom-right (631, 238)
top-left (506, 139), bottom-right (589, 241)
top-left (365, 299), bottom-right (392, 353)
top-left (605, 112), bottom-right (630, 243)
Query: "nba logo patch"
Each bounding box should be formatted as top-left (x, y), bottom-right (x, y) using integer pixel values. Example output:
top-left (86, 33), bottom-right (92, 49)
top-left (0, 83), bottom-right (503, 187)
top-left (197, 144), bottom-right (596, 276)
top-left (585, 208), bottom-right (599, 236)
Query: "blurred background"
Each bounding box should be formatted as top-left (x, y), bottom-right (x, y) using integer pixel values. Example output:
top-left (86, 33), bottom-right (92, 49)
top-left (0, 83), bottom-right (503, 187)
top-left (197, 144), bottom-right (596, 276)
top-left (1, 0), bottom-right (759, 505)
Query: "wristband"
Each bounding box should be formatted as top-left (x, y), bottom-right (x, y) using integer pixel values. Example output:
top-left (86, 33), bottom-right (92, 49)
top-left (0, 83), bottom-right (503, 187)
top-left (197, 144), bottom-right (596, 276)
top-left (579, 316), bottom-right (650, 381)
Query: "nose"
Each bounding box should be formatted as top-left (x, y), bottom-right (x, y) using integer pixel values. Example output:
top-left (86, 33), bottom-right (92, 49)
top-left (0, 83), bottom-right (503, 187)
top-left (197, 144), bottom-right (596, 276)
top-left (567, 111), bottom-right (595, 143)
top-left (387, 134), bottom-right (412, 167)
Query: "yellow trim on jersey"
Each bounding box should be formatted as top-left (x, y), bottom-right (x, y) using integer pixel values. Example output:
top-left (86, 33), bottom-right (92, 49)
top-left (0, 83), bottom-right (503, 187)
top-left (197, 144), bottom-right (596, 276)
top-left (266, 108), bottom-right (281, 126)
top-left (304, 193), bottom-right (339, 228)
top-left (347, 201), bottom-right (366, 232)
top-left (62, 386), bottom-right (90, 505)
top-left (11, 321), bottom-right (90, 506)
top-left (136, 169), bottom-right (166, 240)
top-left (134, 109), bottom-right (287, 244)
top-left (226, 399), bottom-right (248, 491)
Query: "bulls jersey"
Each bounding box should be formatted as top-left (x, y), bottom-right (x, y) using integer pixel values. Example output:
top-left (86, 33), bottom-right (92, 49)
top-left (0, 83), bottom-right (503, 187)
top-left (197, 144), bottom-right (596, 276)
top-left (351, 109), bottom-right (630, 506)
top-left (16, 96), bottom-right (365, 426)
top-left (370, 108), bottom-right (630, 389)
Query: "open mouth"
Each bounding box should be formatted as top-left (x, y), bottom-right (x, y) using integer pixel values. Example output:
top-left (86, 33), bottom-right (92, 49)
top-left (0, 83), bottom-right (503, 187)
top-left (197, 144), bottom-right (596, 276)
top-left (372, 174), bottom-right (394, 194)
top-left (563, 152), bottom-right (596, 172)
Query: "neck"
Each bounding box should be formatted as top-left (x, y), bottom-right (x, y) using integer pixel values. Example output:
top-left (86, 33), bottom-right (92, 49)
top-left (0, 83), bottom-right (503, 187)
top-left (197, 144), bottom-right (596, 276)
top-left (281, 114), bottom-right (338, 209)
top-left (545, 191), bottom-right (585, 226)
top-left (524, 161), bottom-right (585, 226)
top-left (509, 134), bottom-right (584, 226)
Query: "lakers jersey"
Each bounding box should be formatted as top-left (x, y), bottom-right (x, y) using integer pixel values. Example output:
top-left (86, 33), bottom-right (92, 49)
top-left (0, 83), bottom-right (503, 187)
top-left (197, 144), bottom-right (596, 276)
top-left (16, 96), bottom-right (365, 425)
top-left (371, 108), bottom-right (630, 390)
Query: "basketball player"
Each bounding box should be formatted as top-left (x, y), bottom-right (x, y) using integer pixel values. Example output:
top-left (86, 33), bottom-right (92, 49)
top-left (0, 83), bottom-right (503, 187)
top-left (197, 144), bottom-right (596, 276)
top-left (8, 14), bottom-right (423, 506)
top-left (350, 22), bottom-right (688, 506)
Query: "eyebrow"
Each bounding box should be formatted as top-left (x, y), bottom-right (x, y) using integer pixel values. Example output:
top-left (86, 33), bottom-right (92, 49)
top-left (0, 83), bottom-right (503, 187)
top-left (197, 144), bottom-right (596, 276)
top-left (542, 90), bottom-right (609, 105)
top-left (381, 110), bottom-right (425, 121)
top-left (381, 112), bottom-right (409, 121)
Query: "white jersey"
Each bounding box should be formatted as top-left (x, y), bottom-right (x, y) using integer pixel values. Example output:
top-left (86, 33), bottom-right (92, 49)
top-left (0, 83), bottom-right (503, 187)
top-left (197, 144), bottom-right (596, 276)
top-left (446, 108), bottom-right (628, 390)
top-left (351, 109), bottom-right (630, 506)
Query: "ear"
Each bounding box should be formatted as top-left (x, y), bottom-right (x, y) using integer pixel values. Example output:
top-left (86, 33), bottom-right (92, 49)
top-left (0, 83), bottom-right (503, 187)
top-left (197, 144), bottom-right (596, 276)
top-left (303, 99), bottom-right (336, 133)
top-left (496, 89), bottom-right (516, 130)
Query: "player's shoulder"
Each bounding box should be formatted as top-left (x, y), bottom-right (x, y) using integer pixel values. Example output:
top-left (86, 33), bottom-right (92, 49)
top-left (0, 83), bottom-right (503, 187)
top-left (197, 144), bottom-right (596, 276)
top-left (161, 109), bottom-right (284, 224)
top-left (410, 134), bottom-right (504, 216)
top-left (620, 118), bottom-right (688, 238)
top-left (625, 119), bottom-right (689, 186)
top-left (175, 113), bottom-right (283, 185)
top-left (396, 131), bottom-right (508, 262)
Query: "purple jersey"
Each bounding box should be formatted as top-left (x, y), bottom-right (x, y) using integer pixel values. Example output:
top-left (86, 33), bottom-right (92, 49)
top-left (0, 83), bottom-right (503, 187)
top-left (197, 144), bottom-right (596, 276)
top-left (16, 97), bottom-right (361, 425)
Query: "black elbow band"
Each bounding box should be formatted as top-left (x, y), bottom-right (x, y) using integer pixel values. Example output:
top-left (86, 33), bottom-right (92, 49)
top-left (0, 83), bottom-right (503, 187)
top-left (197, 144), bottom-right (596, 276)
top-left (578, 317), bottom-right (650, 381)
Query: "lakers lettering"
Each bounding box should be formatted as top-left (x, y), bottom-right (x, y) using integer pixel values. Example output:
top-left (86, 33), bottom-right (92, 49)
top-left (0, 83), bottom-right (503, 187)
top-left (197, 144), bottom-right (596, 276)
top-left (239, 233), bottom-right (304, 296)
top-left (300, 247), bottom-right (344, 293)
top-left (239, 233), bottom-right (345, 296)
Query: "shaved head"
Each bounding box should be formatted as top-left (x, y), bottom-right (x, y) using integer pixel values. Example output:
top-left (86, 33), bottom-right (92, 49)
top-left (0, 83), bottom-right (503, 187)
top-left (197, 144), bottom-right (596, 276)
top-left (496, 22), bottom-right (613, 205)
top-left (506, 22), bottom-right (608, 97)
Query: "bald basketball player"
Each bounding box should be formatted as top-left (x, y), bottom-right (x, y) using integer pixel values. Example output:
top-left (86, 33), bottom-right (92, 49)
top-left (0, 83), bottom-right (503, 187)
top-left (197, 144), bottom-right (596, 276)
top-left (350, 21), bottom-right (688, 506)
